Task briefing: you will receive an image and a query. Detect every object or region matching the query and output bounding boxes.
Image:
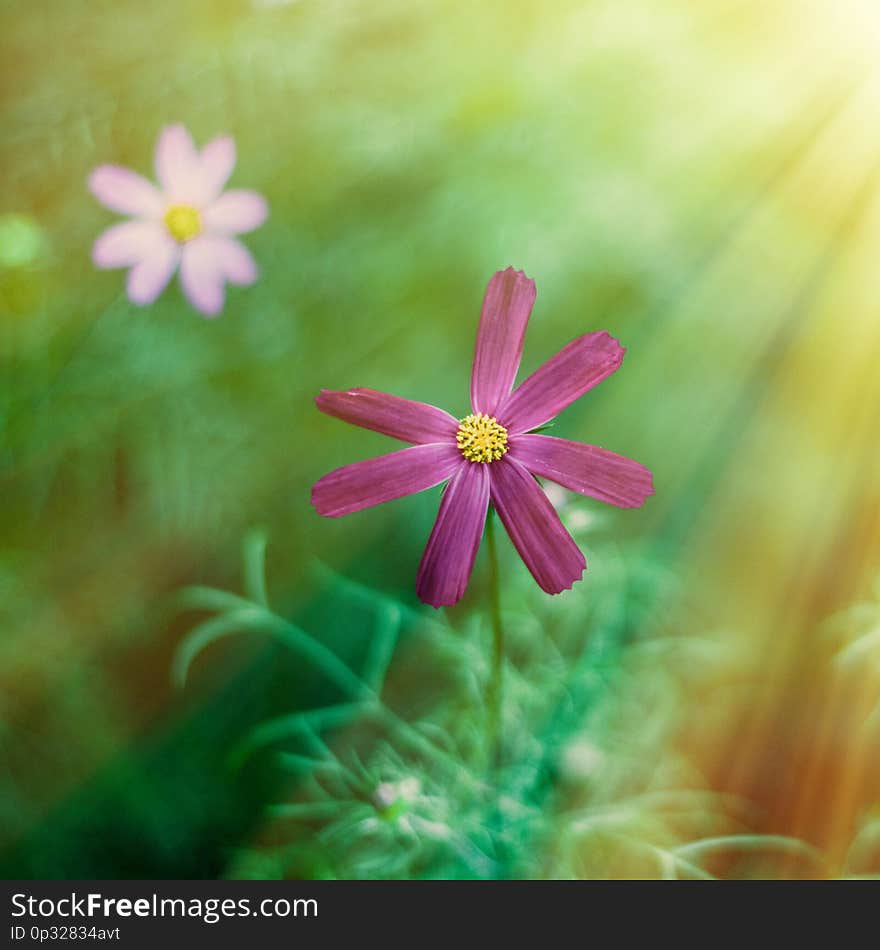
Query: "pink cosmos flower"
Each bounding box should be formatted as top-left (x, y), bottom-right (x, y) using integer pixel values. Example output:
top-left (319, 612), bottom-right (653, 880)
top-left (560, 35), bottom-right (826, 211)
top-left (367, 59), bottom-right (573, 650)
top-left (311, 268), bottom-right (654, 608)
top-left (89, 124), bottom-right (268, 316)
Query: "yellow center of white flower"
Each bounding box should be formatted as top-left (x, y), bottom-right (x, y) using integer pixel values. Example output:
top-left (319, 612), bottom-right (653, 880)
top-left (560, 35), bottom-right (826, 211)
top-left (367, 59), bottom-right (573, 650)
top-left (456, 413), bottom-right (509, 463)
top-left (164, 205), bottom-right (202, 243)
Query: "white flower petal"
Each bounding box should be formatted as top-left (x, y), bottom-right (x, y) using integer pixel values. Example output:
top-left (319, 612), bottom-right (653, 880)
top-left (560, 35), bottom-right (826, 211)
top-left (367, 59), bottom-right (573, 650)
top-left (154, 123), bottom-right (202, 202)
top-left (125, 239), bottom-right (179, 305)
top-left (216, 237), bottom-right (258, 285)
top-left (179, 237), bottom-right (226, 316)
top-left (203, 190), bottom-right (268, 235)
top-left (198, 136), bottom-right (237, 203)
top-left (92, 220), bottom-right (169, 269)
top-left (89, 165), bottom-right (163, 217)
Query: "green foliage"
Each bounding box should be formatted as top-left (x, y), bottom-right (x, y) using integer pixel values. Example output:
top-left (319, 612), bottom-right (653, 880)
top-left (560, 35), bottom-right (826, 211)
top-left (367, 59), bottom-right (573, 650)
top-left (174, 524), bottom-right (815, 879)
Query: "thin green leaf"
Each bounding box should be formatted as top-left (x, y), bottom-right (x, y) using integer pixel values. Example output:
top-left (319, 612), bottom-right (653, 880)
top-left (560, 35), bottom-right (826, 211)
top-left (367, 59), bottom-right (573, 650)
top-left (172, 608), bottom-right (264, 688)
top-left (243, 527), bottom-right (270, 607)
top-left (675, 834), bottom-right (822, 867)
top-left (363, 603), bottom-right (402, 694)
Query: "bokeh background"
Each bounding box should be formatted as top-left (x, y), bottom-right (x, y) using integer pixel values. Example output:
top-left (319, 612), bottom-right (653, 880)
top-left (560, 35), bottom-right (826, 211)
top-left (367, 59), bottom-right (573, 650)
top-left (2, 0), bottom-right (880, 879)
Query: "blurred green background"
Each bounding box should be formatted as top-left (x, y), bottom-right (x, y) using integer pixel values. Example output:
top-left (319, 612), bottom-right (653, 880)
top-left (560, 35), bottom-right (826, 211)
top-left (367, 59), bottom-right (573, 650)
top-left (2, 0), bottom-right (880, 879)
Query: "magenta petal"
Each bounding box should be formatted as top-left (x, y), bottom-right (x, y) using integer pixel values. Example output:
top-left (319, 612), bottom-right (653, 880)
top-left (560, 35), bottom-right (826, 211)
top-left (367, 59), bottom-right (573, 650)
top-left (490, 456), bottom-right (586, 595)
top-left (470, 267), bottom-right (536, 416)
top-left (416, 461), bottom-right (489, 608)
top-left (312, 443), bottom-right (462, 518)
top-left (499, 332), bottom-right (625, 434)
top-left (509, 434), bottom-right (654, 509)
top-left (316, 389), bottom-right (459, 445)
top-left (88, 165), bottom-right (163, 217)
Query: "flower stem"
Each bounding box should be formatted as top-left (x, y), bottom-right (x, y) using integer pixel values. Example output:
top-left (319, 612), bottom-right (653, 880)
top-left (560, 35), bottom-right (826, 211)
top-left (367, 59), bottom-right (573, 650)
top-left (486, 507), bottom-right (504, 771)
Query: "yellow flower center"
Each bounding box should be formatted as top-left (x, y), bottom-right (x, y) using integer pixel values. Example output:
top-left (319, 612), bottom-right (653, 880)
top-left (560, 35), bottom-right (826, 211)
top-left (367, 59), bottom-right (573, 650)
top-left (164, 204), bottom-right (202, 243)
top-left (456, 412), bottom-right (509, 463)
